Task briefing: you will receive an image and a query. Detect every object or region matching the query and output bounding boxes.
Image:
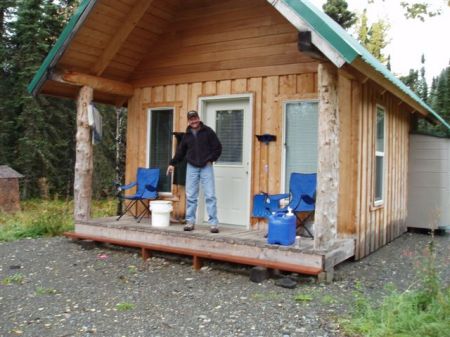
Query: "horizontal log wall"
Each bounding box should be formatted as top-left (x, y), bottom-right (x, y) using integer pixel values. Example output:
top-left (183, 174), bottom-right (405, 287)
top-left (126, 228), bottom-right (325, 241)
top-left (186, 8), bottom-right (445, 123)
top-left (125, 73), bottom-right (318, 224)
top-left (129, 0), bottom-right (317, 87)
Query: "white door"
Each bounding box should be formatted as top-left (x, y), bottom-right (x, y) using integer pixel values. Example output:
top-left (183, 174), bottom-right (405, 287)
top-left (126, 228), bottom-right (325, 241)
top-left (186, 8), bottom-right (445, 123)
top-left (202, 98), bottom-right (251, 226)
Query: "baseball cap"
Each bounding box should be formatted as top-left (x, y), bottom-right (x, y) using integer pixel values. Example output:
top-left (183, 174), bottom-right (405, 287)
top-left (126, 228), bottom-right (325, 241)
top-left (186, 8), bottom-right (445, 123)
top-left (187, 110), bottom-right (199, 119)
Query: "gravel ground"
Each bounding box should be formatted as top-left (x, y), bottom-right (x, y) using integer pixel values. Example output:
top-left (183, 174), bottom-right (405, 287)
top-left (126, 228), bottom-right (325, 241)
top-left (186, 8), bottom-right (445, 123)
top-left (0, 230), bottom-right (449, 337)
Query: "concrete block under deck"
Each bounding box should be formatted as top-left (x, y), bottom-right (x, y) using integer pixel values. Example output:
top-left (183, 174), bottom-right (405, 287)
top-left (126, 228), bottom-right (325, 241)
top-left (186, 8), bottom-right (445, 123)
top-left (65, 217), bottom-right (355, 277)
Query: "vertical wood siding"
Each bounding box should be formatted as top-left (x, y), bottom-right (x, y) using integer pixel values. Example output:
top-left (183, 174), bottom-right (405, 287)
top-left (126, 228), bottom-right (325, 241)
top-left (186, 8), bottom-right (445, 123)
top-left (340, 80), bottom-right (410, 259)
top-left (125, 72), bottom-right (319, 224)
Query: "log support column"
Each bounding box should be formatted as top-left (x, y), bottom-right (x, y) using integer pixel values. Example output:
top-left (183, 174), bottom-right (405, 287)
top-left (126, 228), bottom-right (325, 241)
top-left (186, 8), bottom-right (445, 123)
top-left (314, 63), bottom-right (339, 250)
top-left (74, 86), bottom-right (94, 221)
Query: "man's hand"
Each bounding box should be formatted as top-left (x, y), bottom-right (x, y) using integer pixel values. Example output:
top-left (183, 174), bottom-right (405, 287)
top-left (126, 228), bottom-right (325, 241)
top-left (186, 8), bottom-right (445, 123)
top-left (166, 165), bottom-right (175, 176)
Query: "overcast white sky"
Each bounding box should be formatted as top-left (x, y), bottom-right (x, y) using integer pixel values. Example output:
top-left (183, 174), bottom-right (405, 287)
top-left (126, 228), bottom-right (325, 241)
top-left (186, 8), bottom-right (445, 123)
top-left (309, 0), bottom-right (450, 84)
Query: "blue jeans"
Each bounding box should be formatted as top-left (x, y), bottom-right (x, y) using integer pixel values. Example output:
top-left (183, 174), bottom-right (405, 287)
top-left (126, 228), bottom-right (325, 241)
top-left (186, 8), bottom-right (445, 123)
top-left (185, 163), bottom-right (218, 226)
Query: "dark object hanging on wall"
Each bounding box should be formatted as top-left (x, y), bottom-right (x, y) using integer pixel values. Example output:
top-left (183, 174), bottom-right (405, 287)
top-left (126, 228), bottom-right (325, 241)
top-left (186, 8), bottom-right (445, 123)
top-left (256, 134), bottom-right (277, 144)
top-left (172, 132), bottom-right (187, 186)
top-left (298, 31), bottom-right (324, 59)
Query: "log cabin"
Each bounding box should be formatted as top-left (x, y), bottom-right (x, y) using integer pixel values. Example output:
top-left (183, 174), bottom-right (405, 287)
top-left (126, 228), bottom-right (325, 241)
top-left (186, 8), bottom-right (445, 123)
top-left (28, 0), bottom-right (450, 277)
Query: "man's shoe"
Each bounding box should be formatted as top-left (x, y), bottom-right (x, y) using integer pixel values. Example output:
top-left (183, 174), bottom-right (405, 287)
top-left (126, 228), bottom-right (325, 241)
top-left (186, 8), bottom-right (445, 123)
top-left (184, 223), bottom-right (195, 231)
top-left (210, 226), bottom-right (219, 234)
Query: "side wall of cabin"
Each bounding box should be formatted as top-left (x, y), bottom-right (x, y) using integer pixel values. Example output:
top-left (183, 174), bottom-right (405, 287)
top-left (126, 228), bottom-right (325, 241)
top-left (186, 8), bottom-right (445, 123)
top-left (338, 74), bottom-right (410, 259)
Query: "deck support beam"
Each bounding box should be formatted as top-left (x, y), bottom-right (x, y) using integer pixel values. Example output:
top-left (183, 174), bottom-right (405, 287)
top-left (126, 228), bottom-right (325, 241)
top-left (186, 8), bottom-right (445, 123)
top-left (74, 86), bottom-right (93, 221)
top-left (193, 256), bottom-right (203, 271)
top-left (315, 63), bottom-right (339, 250)
top-left (141, 247), bottom-right (151, 261)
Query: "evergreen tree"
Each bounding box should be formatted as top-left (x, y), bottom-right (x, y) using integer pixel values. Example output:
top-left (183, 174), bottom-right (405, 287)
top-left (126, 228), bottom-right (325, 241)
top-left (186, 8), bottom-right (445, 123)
top-left (0, 0), bottom-right (125, 199)
top-left (0, 1), bottom-right (17, 166)
top-left (356, 9), bottom-right (390, 63)
top-left (323, 0), bottom-right (357, 29)
top-left (418, 54), bottom-right (428, 102)
top-left (0, 0), bottom-right (82, 198)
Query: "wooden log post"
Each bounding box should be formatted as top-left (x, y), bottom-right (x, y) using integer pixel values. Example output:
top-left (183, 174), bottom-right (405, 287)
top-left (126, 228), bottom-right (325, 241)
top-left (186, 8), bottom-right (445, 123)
top-left (314, 63), bottom-right (339, 250)
top-left (74, 86), bottom-right (94, 221)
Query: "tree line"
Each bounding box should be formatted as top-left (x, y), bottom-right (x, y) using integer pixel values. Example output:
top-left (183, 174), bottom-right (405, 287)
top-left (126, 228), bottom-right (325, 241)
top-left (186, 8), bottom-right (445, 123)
top-left (0, 0), bottom-right (124, 199)
top-left (0, 0), bottom-right (448, 200)
top-left (323, 0), bottom-right (450, 136)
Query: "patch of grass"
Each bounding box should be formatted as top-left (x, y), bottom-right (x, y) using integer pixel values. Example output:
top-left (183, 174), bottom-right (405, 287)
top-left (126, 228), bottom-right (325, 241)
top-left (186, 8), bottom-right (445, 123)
top-left (2, 273), bottom-right (25, 285)
top-left (294, 293), bottom-right (314, 302)
top-left (341, 241), bottom-right (450, 337)
top-left (35, 286), bottom-right (57, 295)
top-left (251, 291), bottom-right (282, 301)
top-left (91, 198), bottom-right (117, 218)
top-left (127, 265), bottom-right (138, 275)
top-left (0, 199), bottom-right (116, 241)
top-left (320, 294), bottom-right (337, 304)
top-left (116, 302), bottom-right (134, 311)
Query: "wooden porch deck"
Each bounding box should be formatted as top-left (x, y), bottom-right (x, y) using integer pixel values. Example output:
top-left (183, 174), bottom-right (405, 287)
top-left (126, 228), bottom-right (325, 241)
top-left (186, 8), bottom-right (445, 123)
top-left (65, 216), bottom-right (355, 278)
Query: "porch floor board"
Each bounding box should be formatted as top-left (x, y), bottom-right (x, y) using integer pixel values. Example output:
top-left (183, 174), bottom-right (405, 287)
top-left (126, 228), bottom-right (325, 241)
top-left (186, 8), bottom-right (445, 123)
top-left (66, 216), bottom-right (355, 277)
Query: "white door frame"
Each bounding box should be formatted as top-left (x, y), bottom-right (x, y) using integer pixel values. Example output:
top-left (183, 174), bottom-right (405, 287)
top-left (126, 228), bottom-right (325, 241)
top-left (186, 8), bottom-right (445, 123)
top-left (198, 94), bottom-right (254, 228)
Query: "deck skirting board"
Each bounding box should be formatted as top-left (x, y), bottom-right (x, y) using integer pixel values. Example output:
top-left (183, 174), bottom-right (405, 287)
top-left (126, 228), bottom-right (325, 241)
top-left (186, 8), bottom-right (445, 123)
top-left (68, 221), bottom-right (355, 276)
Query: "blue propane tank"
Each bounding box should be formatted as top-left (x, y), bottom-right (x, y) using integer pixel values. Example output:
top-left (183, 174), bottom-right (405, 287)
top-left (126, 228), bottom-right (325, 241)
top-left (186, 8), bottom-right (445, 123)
top-left (267, 209), bottom-right (296, 245)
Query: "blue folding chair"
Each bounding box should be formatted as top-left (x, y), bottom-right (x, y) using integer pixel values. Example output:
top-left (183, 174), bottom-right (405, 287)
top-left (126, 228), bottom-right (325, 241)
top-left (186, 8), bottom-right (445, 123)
top-left (116, 167), bottom-right (160, 223)
top-left (266, 173), bottom-right (317, 238)
top-left (252, 193), bottom-right (277, 218)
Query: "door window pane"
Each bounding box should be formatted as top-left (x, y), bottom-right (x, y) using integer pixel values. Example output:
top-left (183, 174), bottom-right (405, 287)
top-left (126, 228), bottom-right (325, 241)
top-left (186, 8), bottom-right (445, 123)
top-left (285, 102), bottom-right (318, 191)
top-left (149, 109), bottom-right (173, 192)
top-left (215, 109), bottom-right (243, 164)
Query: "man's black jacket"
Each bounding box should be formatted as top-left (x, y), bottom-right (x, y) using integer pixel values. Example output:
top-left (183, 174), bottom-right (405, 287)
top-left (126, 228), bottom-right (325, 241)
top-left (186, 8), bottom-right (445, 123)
top-left (170, 122), bottom-right (222, 168)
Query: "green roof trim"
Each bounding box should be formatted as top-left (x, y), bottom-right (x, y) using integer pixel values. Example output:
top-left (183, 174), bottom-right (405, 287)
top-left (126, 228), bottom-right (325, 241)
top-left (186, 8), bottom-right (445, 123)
top-left (27, 0), bottom-right (93, 96)
top-left (282, 0), bottom-right (450, 130)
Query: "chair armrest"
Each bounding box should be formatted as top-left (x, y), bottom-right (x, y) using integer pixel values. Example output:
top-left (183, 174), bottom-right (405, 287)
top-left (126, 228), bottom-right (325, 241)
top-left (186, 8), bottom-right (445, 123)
top-left (266, 193), bottom-right (290, 213)
top-left (267, 193), bottom-right (289, 201)
top-left (118, 181), bottom-right (137, 191)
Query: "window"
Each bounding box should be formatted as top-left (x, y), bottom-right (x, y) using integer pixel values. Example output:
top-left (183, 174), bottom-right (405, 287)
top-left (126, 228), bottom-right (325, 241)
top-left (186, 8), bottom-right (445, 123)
top-left (215, 109), bottom-right (244, 165)
top-left (283, 101), bottom-right (318, 191)
top-left (148, 108), bottom-right (173, 193)
top-left (374, 106), bottom-right (385, 205)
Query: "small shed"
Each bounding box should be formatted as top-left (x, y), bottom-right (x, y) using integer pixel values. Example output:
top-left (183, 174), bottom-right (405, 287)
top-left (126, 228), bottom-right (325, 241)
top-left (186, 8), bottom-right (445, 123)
top-left (407, 134), bottom-right (450, 230)
top-left (0, 165), bottom-right (24, 213)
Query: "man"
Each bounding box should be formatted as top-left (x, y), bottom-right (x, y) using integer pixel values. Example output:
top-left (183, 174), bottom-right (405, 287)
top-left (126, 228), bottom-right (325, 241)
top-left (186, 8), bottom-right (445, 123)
top-left (167, 110), bottom-right (222, 233)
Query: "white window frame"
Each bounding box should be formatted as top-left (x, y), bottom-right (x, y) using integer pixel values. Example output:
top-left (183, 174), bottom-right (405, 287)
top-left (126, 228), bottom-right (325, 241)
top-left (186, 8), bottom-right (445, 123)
top-left (281, 99), bottom-right (319, 193)
top-left (146, 107), bottom-right (175, 196)
top-left (374, 105), bottom-right (386, 206)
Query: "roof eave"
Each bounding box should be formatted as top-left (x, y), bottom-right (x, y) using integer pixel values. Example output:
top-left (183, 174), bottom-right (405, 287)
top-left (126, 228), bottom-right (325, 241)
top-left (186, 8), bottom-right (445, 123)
top-left (27, 0), bottom-right (96, 96)
top-left (351, 57), bottom-right (450, 129)
top-left (272, 0), bottom-right (450, 131)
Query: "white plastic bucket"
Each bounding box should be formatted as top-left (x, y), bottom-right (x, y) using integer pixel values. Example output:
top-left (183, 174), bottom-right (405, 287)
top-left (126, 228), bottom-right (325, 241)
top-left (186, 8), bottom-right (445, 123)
top-left (149, 201), bottom-right (173, 227)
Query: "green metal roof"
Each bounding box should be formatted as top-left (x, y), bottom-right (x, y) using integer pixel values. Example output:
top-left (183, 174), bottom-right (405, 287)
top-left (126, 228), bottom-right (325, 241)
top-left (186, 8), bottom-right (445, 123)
top-left (283, 0), bottom-right (450, 130)
top-left (27, 0), bottom-right (94, 96)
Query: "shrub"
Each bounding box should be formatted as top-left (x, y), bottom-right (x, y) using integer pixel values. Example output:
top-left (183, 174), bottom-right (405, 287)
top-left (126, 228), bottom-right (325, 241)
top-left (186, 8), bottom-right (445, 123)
top-left (0, 199), bottom-right (116, 241)
top-left (342, 241), bottom-right (450, 337)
